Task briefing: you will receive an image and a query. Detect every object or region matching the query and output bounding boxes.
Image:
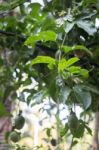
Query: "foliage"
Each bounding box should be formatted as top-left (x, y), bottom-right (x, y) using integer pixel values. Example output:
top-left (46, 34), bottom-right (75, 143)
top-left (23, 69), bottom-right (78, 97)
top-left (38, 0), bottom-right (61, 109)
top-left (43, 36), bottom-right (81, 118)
top-left (0, 0), bottom-right (99, 149)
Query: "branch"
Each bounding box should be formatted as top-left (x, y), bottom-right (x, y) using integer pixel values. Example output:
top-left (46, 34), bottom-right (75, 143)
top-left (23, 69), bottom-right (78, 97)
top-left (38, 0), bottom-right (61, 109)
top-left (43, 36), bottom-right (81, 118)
top-left (0, 30), bottom-right (26, 41)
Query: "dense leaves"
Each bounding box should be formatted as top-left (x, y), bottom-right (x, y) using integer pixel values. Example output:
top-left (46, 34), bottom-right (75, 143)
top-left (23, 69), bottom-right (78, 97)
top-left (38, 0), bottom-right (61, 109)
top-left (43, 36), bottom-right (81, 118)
top-left (0, 0), bottom-right (99, 148)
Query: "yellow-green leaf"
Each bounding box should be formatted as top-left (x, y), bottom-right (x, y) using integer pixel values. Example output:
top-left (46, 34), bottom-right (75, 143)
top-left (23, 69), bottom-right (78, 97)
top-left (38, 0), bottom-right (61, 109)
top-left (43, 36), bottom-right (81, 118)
top-left (31, 56), bottom-right (56, 65)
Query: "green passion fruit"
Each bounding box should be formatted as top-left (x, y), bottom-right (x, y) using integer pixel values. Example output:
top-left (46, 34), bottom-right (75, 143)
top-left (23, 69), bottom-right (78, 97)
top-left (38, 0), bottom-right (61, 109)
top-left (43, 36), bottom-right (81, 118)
top-left (68, 111), bottom-right (79, 133)
top-left (9, 131), bottom-right (20, 143)
top-left (14, 115), bottom-right (25, 130)
top-left (50, 138), bottom-right (57, 146)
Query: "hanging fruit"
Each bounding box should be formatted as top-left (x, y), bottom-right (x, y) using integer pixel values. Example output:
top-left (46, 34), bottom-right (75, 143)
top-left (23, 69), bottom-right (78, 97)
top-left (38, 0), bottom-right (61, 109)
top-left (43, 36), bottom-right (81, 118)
top-left (68, 110), bottom-right (79, 134)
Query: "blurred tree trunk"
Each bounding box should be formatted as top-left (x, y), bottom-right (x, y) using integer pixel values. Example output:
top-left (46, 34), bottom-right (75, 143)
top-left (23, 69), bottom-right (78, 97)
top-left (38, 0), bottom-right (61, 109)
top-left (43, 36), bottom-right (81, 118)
top-left (93, 111), bottom-right (99, 150)
top-left (0, 98), bottom-right (12, 150)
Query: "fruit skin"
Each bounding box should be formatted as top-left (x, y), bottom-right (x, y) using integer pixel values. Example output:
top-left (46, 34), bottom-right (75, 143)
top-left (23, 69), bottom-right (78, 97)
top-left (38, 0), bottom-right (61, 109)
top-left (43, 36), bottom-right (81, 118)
top-left (9, 131), bottom-right (20, 143)
top-left (14, 115), bottom-right (25, 130)
top-left (68, 111), bottom-right (79, 134)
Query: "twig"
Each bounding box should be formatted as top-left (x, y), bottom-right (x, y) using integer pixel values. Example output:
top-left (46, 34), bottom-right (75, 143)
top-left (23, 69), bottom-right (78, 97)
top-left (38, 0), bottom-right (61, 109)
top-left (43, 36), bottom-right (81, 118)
top-left (69, 136), bottom-right (73, 150)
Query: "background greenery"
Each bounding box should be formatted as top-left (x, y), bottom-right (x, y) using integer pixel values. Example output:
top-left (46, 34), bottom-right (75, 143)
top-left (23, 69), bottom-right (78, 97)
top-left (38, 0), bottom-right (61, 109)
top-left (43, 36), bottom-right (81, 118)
top-left (0, 0), bottom-right (99, 149)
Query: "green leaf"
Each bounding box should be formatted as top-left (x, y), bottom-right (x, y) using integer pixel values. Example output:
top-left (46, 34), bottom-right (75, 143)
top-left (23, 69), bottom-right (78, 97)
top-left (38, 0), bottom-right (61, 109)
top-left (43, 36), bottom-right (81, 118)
top-left (64, 22), bottom-right (75, 33)
top-left (67, 66), bottom-right (81, 74)
top-left (31, 90), bottom-right (46, 106)
top-left (31, 56), bottom-right (56, 67)
top-left (41, 14), bottom-right (56, 31)
top-left (85, 125), bottom-right (92, 135)
top-left (46, 128), bottom-right (51, 137)
top-left (48, 78), bottom-right (57, 101)
top-left (73, 122), bottom-right (85, 138)
top-left (71, 140), bottom-right (78, 147)
top-left (72, 45), bottom-right (93, 56)
top-left (58, 57), bottom-right (79, 72)
top-left (0, 102), bottom-right (10, 117)
top-left (3, 86), bottom-right (14, 102)
top-left (65, 57), bottom-right (79, 67)
top-left (65, 123), bottom-right (69, 133)
top-left (80, 69), bottom-right (89, 78)
top-left (58, 59), bottom-right (67, 72)
top-left (76, 20), bottom-right (97, 36)
top-left (0, 0), bottom-right (25, 12)
top-left (67, 66), bottom-right (89, 77)
top-left (25, 30), bottom-right (57, 47)
top-left (18, 93), bottom-right (25, 102)
top-left (82, 85), bottom-right (99, 94)
top-left (29, 3), bottom-right (41, 18)
top-left (60, 124), bottom-right (69, 137)
top-left (73, 85), bottom-right (92, 109)
top-left (61, 46), bottom-right (72, 53)
top-left (0, 58), bottom-right (3, 66)
top-left (60, 86), bottom-right (71, 103)
top-left (83, 0), bottom-right (97, 7)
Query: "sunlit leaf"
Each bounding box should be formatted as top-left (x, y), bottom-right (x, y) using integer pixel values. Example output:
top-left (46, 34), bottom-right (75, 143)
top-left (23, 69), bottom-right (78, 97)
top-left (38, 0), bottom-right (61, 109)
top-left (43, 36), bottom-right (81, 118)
top-left (31, 56), bottom-right (56, 66)
top-left (80, 69), bottom-right (89, 78)
top-left (61, 45), bottom-right (72, 53)
top-left (65, 57), bottom-right (79, 67)
top-left (58, 57), bottom-right (79, 72)
top-left (67, 66), bottom-right (89, 77)
top-left (25, 30), bottom-right (57, 47)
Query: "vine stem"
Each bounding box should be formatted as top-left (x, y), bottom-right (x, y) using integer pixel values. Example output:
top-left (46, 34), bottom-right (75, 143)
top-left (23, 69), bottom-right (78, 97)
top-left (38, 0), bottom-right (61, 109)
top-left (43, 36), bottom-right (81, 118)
top-left (56, 9), bottom-right (72, 149)
top-left (69, 136), bottom-right (73, 150)
top-left (56, 97), bottom-right (61, 150)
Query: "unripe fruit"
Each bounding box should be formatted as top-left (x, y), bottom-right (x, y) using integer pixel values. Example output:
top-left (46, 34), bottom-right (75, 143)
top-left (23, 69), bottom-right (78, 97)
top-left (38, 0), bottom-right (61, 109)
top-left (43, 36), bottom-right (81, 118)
top-left (9, 131), bottom-right (20, 143)
top-left (68, 111), bottom-right (79, 133)
top-left (14, 115), bottom-right (25, 130)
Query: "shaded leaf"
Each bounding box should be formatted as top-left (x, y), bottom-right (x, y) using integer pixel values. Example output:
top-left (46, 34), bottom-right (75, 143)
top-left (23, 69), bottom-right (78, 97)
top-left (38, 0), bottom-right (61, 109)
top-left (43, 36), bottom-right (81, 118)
top-left (81, 85), bottom-right (99, 94)
top-left (18, 93), bottom-right (25, 102)
top-left (71, 140), bottom-right (78, 147)
top-left (46, 128), bottom-right (51, 137)
top-left (31, 90), bottom-right (46, 106)
top-left (3, 86), bottom-right (14, 102)
top-left (85, 125), bottom-right (92, 135)
top-left (76, 20), bottom-right (97, 36)
top-left (72, 45), bottom-right (92, 56)
top-left (60, 86), bottom-right (71, 103)
top-left (73, 85), bottom-right (92, 109)
top-left (60, 124), bottom-right (69, 137)
top-left (64, 22), bottom-right (75, 33)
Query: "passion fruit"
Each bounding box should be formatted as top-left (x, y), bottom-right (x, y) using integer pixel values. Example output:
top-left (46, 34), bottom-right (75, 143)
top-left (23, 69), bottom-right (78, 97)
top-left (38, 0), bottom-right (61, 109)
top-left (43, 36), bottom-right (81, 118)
top-left (14, 115), bottom-right (25, 130)
top-left (68, 111), bottom-right (79, 133)
top-left (9, 131), bottom-right (20, 143)
top-left (50, 138), bottom-right (57, 146)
